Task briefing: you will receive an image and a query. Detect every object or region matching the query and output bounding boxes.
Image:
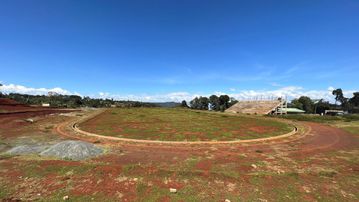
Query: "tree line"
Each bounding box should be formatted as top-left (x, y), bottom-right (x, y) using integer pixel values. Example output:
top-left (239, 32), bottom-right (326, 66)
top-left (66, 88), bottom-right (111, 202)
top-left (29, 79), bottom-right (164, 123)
top-left (0, 93), bottom-right (157, 108)
top-left (183, 88), bottom-right (359, 114)
top-left (182, 95), bottom-right (238, 111)
top-left (289, 88), bottom-right (359, 114)
top-left (1, 84), bottom-right (358, 113)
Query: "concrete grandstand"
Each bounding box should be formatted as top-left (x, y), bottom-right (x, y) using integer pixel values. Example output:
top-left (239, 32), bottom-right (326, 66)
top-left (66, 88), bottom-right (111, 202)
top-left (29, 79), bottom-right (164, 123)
top-left (225, 98), bottom-right (287, 115)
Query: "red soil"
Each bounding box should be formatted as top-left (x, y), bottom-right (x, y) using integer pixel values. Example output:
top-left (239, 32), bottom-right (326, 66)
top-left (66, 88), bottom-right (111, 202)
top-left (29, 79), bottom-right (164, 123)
top-left (248, 125), bottom-right (276, 133)
top-left (0, 98), bottom-right (24, 105)
top-left (287, 122), bottom-right (359, 157)
top-left (0, 103), bottom-right (77, 139)
top-left (196, 160), bottom-right (212, 176)
top-left (0, 98), bottom-right (32, 111)
top-left (0, 98), bottom-right (76, 114)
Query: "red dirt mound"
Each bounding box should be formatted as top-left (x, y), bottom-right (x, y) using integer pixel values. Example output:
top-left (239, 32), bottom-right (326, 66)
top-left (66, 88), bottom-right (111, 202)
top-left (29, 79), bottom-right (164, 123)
top-left (0, 98), bottom-right (33, 111)
top-left (0, 98), bottom-right (24, 105)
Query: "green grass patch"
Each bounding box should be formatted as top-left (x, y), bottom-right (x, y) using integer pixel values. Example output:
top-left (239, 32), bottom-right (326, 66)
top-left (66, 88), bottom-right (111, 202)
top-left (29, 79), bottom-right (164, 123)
top-left (287, 172), bottom-right (300, 180)
top-left (122, 163), bottom-right (141, 174)
top-left (273, 184), bottom-right (302, 202)
top-left (341, 126), bottom-right (359, 135)
top-left (136, 181), bottom-right (148, 196)
top-left (275, 114), bottom-right (342, 122)
top-left (276, 114), bottom-right (359, 123)
top-left (40, 189), bottom-right (115, 202)
top-left (318, 170), bottom-right (337, 178)
top-left (80, 108), bottom-right (292, 141)
top-left (21, 161), bottom-right (98, 178)
top-left (249, 175), bottom-right (264, 185)
top-left (0, 185), bottom-right (10, 199)
top-left (135, 184), bottom-right (202, 202)
top-left (0, 153), bottom-right (13, 160)
top-left (210, 163), bottom-right (241, 179)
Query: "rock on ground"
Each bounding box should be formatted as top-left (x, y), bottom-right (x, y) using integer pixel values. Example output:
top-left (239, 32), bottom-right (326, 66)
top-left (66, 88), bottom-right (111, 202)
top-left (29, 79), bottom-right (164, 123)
top-left (40, 140), bottom-right (103, 160)
top-left (6, 145), bottom-right (49, 155)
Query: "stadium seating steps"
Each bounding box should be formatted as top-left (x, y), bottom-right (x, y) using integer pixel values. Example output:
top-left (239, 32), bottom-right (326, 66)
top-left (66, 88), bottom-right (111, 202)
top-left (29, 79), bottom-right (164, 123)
top-left (225, 100), bottom-right (282, 115)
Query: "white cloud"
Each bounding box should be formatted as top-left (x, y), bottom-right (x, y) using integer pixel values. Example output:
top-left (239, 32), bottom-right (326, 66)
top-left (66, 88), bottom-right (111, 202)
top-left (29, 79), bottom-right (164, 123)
top-left (0, 83), bottom-right (72, 95)
top-left (101, 92), bottom-right (200, 103)
top-left (227, 86), bottom-right (355, 103)
top-left (1, 83), bottom-right (356, 103)
top-left (98, 92), bottom-right (111, 98)
top-left (95, 86), bottom-right (356, 103)
top-left (270, 82), bottom-right (281, 87)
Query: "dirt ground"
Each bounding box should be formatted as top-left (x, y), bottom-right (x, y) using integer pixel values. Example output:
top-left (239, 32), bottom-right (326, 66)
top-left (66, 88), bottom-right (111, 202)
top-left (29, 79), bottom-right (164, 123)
top-left (0, 107), bottom-right (358, 201)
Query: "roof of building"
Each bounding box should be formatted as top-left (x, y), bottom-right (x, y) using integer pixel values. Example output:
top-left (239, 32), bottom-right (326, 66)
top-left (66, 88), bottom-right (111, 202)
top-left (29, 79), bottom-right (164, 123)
top-left (278, 108), bottom-right (305, 113)
top-left (325, 110), bottom-right (344, 113)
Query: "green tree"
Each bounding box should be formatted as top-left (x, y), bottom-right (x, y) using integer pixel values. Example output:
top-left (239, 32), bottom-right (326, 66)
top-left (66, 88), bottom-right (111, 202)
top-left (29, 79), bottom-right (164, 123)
top-left (181, 100), bottom-right (189, 108)
top-left (190, 97), bottom-right (200, 109)
top-left (190, 97), bottom-right (209, 110)
top-left (209, 95), bottom-right (220, 111)
top-left (349, 92), bottom-right (359, 107)
top-left (298, 96), bottom-right (314, 113)
top-left (219, 95), bottom-right (230, 111)
top-left (332, 88), bottom-right (350, 110)
top-left (198, 96), bottom-right (209, 110)
top-left (290, 96), bottom-right (314, 113)
top-left (332, 88), bottom-right (345, 105)
top-left (315, 100), bottom-right (331, 114)
top-left (290, 99), bottom-right (303, 110)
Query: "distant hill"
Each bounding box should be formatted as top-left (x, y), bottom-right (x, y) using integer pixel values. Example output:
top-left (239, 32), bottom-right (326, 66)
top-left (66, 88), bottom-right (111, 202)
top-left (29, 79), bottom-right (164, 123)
top-left (152, 102), bottom-right (181, 108)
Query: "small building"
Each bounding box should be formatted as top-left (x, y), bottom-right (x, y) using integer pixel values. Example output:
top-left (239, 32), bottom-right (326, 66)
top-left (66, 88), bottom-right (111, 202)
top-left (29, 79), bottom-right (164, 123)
top-left (42, 103), bottom-right (50, 107)
top-left (277, 108), bottom-right (305, 114)
top-left (324, 110), bottom-right (344, 116)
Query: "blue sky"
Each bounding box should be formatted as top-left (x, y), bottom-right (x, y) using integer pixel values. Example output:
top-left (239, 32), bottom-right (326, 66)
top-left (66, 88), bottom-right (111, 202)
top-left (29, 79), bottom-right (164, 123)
top-left (0, 0), bottom-right (358, 101)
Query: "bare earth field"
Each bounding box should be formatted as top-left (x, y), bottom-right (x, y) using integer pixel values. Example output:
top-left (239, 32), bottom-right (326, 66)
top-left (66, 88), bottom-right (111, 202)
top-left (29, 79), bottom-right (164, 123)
top-left (0, 107), bottom-right (358, 201)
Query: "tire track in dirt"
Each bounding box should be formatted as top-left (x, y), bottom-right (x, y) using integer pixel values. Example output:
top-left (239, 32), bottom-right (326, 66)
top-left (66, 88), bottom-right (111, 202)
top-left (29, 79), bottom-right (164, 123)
top-left (289, 122), bottom-right (359, 155)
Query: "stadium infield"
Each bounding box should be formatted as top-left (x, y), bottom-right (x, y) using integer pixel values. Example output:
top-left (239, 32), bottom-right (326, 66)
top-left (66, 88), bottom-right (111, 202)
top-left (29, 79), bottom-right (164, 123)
top-left (78, 108), bottom-right (294, 142)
